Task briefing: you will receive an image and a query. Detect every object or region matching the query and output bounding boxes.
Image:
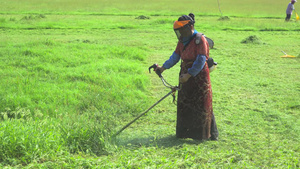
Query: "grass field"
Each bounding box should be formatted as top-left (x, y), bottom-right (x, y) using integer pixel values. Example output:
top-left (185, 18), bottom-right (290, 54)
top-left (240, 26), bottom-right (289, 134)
top-left (0, 0), bottom-right (299, 17)
top-left (0, 0), bottom-right (300, 168)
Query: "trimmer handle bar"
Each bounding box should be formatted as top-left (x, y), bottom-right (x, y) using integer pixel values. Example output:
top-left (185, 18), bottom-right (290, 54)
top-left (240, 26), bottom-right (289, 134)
top-left (148, 63), bottom-right (162, 78)
top-left (149, 63), bottom-right (181, 90)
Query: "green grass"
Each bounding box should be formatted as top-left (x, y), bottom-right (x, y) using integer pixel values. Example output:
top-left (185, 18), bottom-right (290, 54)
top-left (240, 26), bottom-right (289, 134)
top-left (1, 0), bottom-right (299, 18)
top-left (0, 0), bottom-right (300, 168)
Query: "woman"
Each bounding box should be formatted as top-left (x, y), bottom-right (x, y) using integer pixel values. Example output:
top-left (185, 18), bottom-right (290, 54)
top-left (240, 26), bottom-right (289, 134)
top-left (156, 13), bottom-right (218, 140)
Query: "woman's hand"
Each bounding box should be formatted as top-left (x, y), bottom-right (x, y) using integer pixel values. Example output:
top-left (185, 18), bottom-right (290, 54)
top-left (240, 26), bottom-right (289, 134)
top-left (156, 66), bottom-right (166, 74)
top-left (179, 73), bottom-right (192, 83)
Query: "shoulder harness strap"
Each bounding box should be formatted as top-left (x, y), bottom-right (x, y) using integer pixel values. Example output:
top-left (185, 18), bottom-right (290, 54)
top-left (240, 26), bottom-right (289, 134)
top-left (195, 33), bottom-right (203, 45)
top-left (195, 32), bottom-right (214, 49)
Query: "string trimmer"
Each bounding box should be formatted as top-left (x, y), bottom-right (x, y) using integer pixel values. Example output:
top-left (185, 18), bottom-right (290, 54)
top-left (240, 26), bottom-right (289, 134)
top-left (113, 64), bottom-right (180, 137)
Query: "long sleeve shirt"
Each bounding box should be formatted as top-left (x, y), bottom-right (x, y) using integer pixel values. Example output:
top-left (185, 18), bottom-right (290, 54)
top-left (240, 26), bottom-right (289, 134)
top-left (286, 3), bottom-right (295, 14)
top-left (162, 52), bottom-right (206, 77)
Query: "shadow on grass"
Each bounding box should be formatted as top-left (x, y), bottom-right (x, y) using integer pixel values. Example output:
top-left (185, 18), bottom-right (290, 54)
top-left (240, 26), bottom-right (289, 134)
top-left (117, 135), bottom-right (206, 148)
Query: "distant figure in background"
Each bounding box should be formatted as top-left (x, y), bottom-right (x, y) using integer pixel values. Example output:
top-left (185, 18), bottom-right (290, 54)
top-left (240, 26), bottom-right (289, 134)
top-left (286, 0), bottom-right (297, 21)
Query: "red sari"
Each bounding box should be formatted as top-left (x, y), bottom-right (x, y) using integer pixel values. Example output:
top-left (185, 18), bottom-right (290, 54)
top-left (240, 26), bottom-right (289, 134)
top-left (175, 35), bottom-right (218, 140)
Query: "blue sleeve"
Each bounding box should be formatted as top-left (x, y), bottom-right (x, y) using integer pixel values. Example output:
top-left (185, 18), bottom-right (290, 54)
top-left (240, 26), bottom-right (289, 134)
top-left (188, 55), bottom-right (206, 77)
top-left (162, 51), bottom-right (180, 69)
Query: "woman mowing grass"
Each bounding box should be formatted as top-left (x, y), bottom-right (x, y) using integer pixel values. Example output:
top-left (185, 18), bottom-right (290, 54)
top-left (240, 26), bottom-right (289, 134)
top-left (156, 13), bottom-right (218, 141)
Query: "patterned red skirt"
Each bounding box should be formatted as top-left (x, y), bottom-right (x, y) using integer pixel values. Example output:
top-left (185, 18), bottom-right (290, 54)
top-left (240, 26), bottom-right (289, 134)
top-left (176, 61), bottom-right (218, 140)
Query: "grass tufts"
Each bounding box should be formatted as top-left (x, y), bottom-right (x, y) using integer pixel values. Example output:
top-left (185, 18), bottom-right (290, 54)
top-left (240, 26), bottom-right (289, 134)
top-left (135, 15), bottom-right (150, 20)
top-left (241, 35), bottom-right (263, 44)
top-left (20, 14), bottom-right (46, 21)
top-left (218, 16), bottom-right (230, 21)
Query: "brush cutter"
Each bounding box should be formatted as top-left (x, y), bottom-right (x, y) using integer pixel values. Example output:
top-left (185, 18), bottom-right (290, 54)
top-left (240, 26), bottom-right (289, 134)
top-left (281, 51), bottom-right (297, 58)
top-left (113, 64), bottom-right (180, 137)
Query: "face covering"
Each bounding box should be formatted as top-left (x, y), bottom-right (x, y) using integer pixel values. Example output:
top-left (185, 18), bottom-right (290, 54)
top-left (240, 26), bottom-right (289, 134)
top-left (174, 23), bottom-right (195, 45)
